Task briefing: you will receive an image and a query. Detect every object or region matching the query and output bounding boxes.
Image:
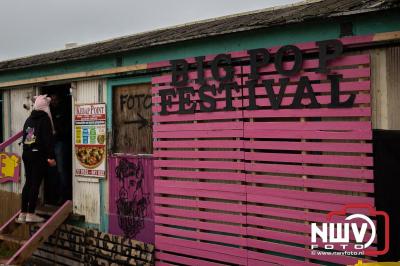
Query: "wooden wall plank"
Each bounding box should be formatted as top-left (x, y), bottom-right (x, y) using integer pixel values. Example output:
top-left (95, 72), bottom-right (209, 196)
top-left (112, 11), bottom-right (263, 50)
top-left (112, 83), bottom-right (153, 154)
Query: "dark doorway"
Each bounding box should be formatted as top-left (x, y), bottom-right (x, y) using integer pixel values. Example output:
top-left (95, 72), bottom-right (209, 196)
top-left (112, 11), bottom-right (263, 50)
top-left (373, 130), bottom-right (400, 261)
top-left (40, 84), bottom-right (73, 205)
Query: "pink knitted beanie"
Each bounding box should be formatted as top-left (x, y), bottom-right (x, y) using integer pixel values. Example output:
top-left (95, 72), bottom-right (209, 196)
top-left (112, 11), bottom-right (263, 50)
top-left (33, 95), bottom-right (55, 133)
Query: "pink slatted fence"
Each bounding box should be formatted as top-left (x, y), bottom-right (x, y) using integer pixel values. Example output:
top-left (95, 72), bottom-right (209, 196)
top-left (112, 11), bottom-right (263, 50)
top-left (152, 39), bottom-right (374, 265)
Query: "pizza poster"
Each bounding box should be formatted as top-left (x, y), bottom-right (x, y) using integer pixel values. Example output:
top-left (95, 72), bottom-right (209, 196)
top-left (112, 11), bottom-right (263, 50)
top-left (74, 103), bottom-right (106, 178)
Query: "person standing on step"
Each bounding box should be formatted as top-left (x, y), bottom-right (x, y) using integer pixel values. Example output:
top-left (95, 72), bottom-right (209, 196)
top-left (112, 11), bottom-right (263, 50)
top-left (16, 95), bottom-right (57, 223)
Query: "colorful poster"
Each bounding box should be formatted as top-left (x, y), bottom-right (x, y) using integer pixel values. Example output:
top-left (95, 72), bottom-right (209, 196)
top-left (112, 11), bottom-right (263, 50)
top-left (74, 103), bottom-right (106, 178)
top-left (0, 152), bottom-right (21, 183)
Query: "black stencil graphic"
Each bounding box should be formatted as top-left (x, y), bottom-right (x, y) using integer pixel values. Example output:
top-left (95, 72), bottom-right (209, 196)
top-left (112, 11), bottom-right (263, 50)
top-left (115, 158), bottom-right (150, 239)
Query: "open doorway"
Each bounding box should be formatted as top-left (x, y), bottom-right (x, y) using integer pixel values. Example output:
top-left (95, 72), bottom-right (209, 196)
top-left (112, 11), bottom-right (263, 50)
top-left (40, 84), bottom-right (73, 205)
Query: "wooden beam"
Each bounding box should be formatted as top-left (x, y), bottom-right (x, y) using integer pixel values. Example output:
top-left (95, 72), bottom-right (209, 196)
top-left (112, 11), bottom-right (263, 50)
top-left (0, 234), bottom-right (27, 245)
top-left (0, 64), bottom-right (147, 88)
top-left (373, 31), bottom-right (400, 42)
top-left (371, 48), bottom-right (389, 129)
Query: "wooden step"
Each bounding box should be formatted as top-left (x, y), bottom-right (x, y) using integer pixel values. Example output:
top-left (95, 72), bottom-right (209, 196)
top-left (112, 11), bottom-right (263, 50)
top-left (36, 204), bottom-right (84, 222)
top-left (36, 204), bottom-right (59, 217)
top-left (2, 200), bottom-right (73, 266)
top-left (0, 234), bottom-right (27, 245)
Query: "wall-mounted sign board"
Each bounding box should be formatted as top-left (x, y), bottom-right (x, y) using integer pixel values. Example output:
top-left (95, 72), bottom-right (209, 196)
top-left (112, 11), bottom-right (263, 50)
top-left (74, 103), bottom-right (106, 178)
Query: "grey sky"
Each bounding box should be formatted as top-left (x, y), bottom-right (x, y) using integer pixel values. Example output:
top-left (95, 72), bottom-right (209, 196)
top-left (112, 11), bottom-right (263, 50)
top-left (0, 0), bottom-right (298, 61)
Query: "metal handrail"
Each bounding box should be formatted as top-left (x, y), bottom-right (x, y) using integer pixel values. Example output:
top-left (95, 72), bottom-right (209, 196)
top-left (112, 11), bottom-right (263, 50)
top-left (0, 130), bottom-right (23, 151)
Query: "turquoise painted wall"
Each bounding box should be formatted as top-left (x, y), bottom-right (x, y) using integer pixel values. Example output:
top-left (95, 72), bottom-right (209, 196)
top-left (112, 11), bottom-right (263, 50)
top-left (0, 10), bottom-right (399, 84)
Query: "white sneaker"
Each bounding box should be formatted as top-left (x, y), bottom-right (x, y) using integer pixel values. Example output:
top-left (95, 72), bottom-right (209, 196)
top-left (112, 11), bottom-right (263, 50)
top-left (15, 213), bottom-right (27, 223)
top-left (25, 213), bottom-right (45, 223)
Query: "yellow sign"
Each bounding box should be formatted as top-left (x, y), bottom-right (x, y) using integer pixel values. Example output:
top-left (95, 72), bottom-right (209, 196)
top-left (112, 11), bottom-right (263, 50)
top-left (0, 152), bottom-right (21, 183)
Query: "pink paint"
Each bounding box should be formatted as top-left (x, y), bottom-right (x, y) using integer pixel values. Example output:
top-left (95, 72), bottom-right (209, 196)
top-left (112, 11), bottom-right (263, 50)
top-left (155, 215), bottom-right (246, 235)
top-left (246, 162), bottom-right (373, 179)
top-left (248, 227), bottom-right (308, 245)
top-left (241, 54), bottom-right (369, 74)
top-left (245, 151), bottom-right (373, 166)
top-left (0, 130), bottom-right (23, 151)
top-left (246, 186), bottom-right (374, 205)
top-left (0, 130), bottom-right (23, 183)
top-left (156, 225), bottom-right (247, 246)
top-left (242, 93), bottom-right (370, 107)
top-left (148, 61), bottom-right (170, 69)
top-left (241, 80), bottom-right (371, 96)
top-left (155, 206), bottom-right (247, 224)
top-left (244, 107), bottom-right (371, 118)
top-left (245, 140), bottom-right (372, 153)
top-left (244, 129), bottom-right (372, 140)
top-left (152, 37), bottom-right (376, 265)
top-left (156, 241), bottom-right (247, 265)
top-left (246, 173), bottom-right (374, 193)
top-left (157, 235), bottom-right (247, 258)
top-left (154, 185), bottom-right (247, 202)
top-left (155, 159), bottom-right (245, 170)
top-left (247, 215), bottom-right (308, 233)
top-left (154, 121), bottom-right (243, 132)
top-left (153, 140), bottom-right (244, 149)
top-left (108, 155), bottom-right (154, 244)
top-left (152, 98), bottom-right (243, 113)
top-left (154, 169), bottom-right (245, 181)
top-left (154, 150), bottom-right (244, 160)
top-left (154, 196), bottom-right (246, 213)
top-left (244, 140), bottom-right (372, 153)
top-left (152, 110), bottom-right (243, 123)
top-left (244, 121), bottom-right (371, 131)
top-left (154, 129), bottom-right (243, 139)
top-left (155, 179), bottom-right (246, 193)
top-left (156, 252), bottom-right (230, 266)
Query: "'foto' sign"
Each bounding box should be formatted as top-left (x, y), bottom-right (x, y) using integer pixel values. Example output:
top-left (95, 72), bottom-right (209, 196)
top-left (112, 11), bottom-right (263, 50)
top-left (74, 103), bottom-right (106, 178)
top-left (0, 152), bottom-right (21, 183)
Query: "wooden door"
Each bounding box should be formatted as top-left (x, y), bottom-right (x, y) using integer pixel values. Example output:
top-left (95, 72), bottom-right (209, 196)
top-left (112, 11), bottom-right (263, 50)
top-left (112, 83), bottom-right (152, 154)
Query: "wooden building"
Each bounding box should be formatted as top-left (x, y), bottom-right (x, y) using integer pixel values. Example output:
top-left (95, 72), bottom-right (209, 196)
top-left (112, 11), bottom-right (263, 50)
top-left (0, 0), bottom-right (400, 264)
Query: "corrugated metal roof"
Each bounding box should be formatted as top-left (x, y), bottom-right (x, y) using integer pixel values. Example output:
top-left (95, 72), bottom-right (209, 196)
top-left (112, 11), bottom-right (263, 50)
top-left (0, 0), bottom-right (398, 72)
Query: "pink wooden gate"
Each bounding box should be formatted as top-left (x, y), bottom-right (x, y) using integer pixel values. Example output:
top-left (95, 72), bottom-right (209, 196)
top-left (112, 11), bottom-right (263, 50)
top-left (152, 37), bottom-right (374, 265)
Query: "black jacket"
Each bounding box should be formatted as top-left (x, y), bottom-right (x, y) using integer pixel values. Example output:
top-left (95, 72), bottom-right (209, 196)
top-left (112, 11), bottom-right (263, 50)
top-left (22, 110), bottom-right (55, 159)
top-left (51, 104), bottom-right (68, 142)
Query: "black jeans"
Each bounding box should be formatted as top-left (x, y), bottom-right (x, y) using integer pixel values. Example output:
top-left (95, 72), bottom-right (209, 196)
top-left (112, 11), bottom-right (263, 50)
top-left (21, 151), bottom-right (47, 213)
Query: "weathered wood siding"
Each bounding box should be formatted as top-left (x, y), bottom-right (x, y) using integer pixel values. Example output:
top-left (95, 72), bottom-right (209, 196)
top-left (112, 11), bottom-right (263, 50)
top-left (371, 45), bottom-right (400, 130)
top-left (112, 83), bottom-right (152, 155)
top-left (0, 87), bottom-right (35, 194)
top-left (72, 79), bottom-right (107, 224)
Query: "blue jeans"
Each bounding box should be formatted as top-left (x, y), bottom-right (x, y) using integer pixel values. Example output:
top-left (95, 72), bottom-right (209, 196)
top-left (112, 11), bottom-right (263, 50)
top-left (55, 141), bottom-right (67, 201)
